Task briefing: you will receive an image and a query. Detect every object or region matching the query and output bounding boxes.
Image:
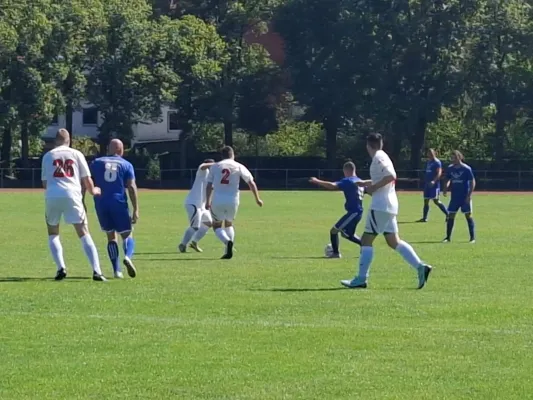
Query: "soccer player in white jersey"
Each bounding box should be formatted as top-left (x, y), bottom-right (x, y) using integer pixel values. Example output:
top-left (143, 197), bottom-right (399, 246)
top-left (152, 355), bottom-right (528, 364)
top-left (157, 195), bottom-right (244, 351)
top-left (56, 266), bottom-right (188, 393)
top-left (41, 129), bottom-right (106, 281)
top-left (206, 146), bottom-right (263, 259)
top-left (341, 133), bottom-right (432, 289)
top-left (178, 159), bottom-right (215, 253)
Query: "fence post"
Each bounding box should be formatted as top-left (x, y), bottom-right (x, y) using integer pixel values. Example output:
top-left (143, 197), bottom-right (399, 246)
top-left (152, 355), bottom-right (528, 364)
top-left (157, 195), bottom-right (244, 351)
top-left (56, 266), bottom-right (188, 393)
top-left (285, 169), bottom-right (288, 190)
top-left (518, 170), bottom-right (521, 190)
top-left (32, 168), bottom-right (35, 189)
top-left (1, 169), bottom-right (3, 189)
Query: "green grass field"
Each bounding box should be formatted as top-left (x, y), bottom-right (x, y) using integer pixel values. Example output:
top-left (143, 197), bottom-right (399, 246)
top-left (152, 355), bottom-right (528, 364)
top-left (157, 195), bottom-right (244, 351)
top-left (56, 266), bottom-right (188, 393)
top-left (1, 190), bottom-right (532, 399)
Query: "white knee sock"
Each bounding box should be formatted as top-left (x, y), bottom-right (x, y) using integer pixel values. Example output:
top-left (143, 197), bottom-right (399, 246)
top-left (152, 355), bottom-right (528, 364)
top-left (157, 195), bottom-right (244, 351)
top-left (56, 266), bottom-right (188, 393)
top-left (181, 227), bottom-right (197, 245)
top-left (48, 235), bottom-right (66, 271)
top-left (225, 226), bottom-right (235, 242)
top-left (396, 240), bottom-right (423, 269)
top-left (357, 246), bottom-right (374, 280)
top-left (192, 224), bottom-right (209, 243)
top-left (80, 234), bottom-right (102, 275)
top-left (215, 228), bottom-right (230, 245)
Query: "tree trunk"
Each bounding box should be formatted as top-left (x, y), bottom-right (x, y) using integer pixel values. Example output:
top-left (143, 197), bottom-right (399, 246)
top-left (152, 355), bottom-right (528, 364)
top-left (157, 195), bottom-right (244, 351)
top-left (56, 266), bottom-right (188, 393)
top-left (323, 116), bottom-right (338, 168)
top-left (410, 115), bottom-right (427, 174)
top-left (21, 121), bottom-right (30, 169)
top-left (224, 119), bottom-right (233, 146)
top-left (66, 100), bottom-right (74, 142)
top-left (494, 87), bottom-right (506, 162)
top-left (1, 125), bottom-right (12, 169)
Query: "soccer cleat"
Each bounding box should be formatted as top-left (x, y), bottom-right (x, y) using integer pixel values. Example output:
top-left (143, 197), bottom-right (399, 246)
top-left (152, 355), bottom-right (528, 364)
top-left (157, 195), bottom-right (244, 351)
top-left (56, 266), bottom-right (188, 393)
top-left (178, 244), bottom-right (187, 253)
top-left (442, 238), bottom-right (450, 243)
top-left (55, 268), bottom-right (67, 281)
top-left (327, 253), bottom-right (342, 259)
top-left (114, 271), bottom-right (124, 279)
top-left (469, 239), bottom-right (476, 244)
top-left (123, 257), bottom-right (137, 278)
top-left (221, 240), bottom-right (234, 259)
top-left (417, 218), bottom-right (427, 223)
top-left (340, 278), bottom-right (367, 289)
top-left (189, 242), bottom-right (203, 253)
top-left (92, 273), bottom-right (107, 282)
top-left (417, 264), bottom-right (432, 289)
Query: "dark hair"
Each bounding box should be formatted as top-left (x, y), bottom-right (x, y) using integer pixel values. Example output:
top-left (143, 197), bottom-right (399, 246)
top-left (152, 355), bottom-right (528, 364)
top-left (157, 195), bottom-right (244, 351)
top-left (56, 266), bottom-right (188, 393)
top-left (366, 133), bottom-right (383, 149)
top-left (452, 150), bottom-right (464, 161)
top-left (221, 145), bottom-right (234, 159)
top-left (204, 158), bottom-right (215, 163)
top-left (343, 161), bottom-right (356, 173)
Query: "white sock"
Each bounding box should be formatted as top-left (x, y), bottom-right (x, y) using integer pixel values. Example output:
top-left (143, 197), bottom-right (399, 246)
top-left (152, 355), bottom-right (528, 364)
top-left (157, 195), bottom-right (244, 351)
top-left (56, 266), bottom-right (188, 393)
top-left (181, 227), bottom-right (197, 245)
top-left (192, 224), bottom-right (209, 243)
top-left (225, 226), bottom-right (235, 242)
top-left (396, 240), bottom-right (423, 269)
top-left (215, 228), bottom-right (230, 245)
top-left (80, 234), bottom-right (102, 275)
top-left (357, 246), bottom-right (374, 281)
top-left (48, 235), bottom-right (66, 271)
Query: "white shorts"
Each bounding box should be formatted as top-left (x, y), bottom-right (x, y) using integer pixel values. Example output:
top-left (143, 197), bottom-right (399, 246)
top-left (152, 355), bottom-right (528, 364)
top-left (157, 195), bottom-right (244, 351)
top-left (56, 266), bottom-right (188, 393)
top-left (45, 197), bottom-right (86, 226)
top-left (364, 210), bottom-right (398, 235)
top-left (185, 204), bottom-right (212, 229)
top-left (210, 203), bottom-right (238, 222)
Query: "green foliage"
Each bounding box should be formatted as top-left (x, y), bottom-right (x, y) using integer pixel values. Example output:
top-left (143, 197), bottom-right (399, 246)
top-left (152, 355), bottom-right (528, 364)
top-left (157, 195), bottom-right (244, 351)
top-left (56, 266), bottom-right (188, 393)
top-left (146, 155), bottom-right (161, 180)
top-left (71, 136), bottom-right (98, 155)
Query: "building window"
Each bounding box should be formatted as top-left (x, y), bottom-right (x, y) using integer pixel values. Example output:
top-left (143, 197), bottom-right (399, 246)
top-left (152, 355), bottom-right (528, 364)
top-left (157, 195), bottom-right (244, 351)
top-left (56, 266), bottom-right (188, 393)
top-left (168, 111), bottom-right (180, 132)
top-left (51, 113), bottom-right (58, 125)
top-left (82, 107), bottom-right (98, 125)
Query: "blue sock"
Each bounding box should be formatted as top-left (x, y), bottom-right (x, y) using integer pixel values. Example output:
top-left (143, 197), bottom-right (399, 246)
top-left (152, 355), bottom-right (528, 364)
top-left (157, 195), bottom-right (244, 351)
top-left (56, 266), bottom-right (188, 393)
top-left (446, 218), bottom-right (455, 239)
top-left (330, 233), bottom-right (339, 254)
top-left (466, 217), bottom-right (475, 240)
top-left (342, 233), bottom-right (361, 246)
top-left (107, 241), bottom-right (120, 273)
top-left (436, 201), bottom-right (449, 216)
top-left (422, 204), bottom-right (429, 220)
top-left (123, 237), bottom-right (135, 259)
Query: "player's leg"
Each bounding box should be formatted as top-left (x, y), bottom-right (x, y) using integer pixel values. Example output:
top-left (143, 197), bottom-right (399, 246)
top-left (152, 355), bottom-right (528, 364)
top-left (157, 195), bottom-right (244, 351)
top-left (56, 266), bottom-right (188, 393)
top-left (105, 231), bottom-right (122, 278)
top-left (444, 201), bottom-right (459, 242)
top-left (224, 204), bottom-right (237, 242)
top-left (46, 199), bottom-right (67, 280)
top-left (419, 195), bottom-right (430, 222)
top-left (329, 226), bottom-right (341, 257)
top-left (211, 205), bottom-right (232, 256)
top-left (180, 205), bottom-right (200, 252)
top-left (339, 213), bottom-right (362, 246)
top-left (120, 232), bottom-right (137, 278)
top-left (67, 199), bottom-right (105, 281)
top-left (432, 190), bottom-right (448, 217)
top-left (340, 212), bottom-right (379, 288)
top-left (190, 211), bottom-right (211, 252)
top-left (109, 203), bottom-right (136, 277)
top-left (463, 201), bottom-right (475, 243)
top-left (381, 214), bottom-right (432, 289)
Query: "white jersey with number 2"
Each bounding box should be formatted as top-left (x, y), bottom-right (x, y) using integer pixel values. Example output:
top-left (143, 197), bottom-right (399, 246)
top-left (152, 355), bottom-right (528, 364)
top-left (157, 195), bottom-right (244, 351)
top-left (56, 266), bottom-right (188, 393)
top-left (370, 150), bottom-right (398, 215)
top-left (208, 159), bottom-right (254, 205)
top-left (41, 145), bottom-right (91, 200)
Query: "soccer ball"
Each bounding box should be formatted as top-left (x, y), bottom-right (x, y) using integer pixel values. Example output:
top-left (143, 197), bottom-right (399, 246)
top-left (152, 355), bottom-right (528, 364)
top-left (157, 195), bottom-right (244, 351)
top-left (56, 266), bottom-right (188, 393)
top-left (324, 244), bottom-right (334, 258)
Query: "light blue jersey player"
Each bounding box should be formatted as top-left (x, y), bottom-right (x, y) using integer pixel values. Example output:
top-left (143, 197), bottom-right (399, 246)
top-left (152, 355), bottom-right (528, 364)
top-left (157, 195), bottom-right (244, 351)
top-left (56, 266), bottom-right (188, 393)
top-left (418, 148), bottom-right (448, 222)
top-left (443, 150), bottom-right (476, 243)
top-left (89, 139), bottom-right (139, 278)
top-left (309, 161), bottom-right (364, 258)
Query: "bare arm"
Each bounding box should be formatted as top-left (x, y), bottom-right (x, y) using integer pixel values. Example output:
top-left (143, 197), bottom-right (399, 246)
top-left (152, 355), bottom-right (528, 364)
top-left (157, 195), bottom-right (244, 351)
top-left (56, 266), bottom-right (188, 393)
top-left (434, 167), bottom-right (442, 182)
top-left (205, 182), bottom-right (213, 209)
top-left (81, 176), bottom-right (101, 196)
top-left (199, 162), bottom-right (215, 171)
top-left (443, 179), bottom-right (451, 196)
top-left (467, 178), bottom-right (476, 199)
top-left (356, 179), bottom-right (373, 187)
top-left (127, 179), bottom-right (139, 223)
top-left (367, 175), bottom-right (395, 194)
top-left (309, 177), bottom-right (338, 190)
top-left (247, 180), bottom-right (263, 207)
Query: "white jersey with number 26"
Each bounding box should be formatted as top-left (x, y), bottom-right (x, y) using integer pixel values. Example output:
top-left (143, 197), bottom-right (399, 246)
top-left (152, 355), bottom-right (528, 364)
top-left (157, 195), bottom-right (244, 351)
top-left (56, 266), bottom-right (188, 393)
top-left (41, 145), bottom-right (91, 200)
top-left (208, 159), bottom-right (254, 205)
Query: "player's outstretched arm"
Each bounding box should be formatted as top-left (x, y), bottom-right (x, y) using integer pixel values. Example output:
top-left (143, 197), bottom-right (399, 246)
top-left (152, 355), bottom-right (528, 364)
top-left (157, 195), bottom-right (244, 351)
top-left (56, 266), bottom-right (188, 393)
top-left (366, 175), bottom-right (395, 194)
top-left (127, 179), bottom-right (139, 223)
top-left (205, 182), bottom-right (214, 209)
top-left (309, 177), bottom-right (338, 190)
top-left (247, 181), bottom-right (263, 207)
top-left (355, 179), bottom-right (372, 187)
top-left (81, 176), bottom-right (101, 196)
top-left (199, 162), bottom-right (215, 171)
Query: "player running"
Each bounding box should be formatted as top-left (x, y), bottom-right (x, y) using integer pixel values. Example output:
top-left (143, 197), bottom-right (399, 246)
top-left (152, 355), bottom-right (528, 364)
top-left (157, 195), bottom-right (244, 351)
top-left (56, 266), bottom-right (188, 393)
top-left (205, 146), bottom-right (263, 259)
top-left (89, 139), bottom-right (138, 279)
top-left (309, 161), bottom-right (363, 258)
top-left (341, 133), bottom-right (432, 289)
top-left (442, 150), bottom-right (476, 243)
top-left (179, 159), bottom-right (215, 253)
top-left (41, 129), bottom-right (106, 281)
top-left (418, 148), bottom-right (448, 222)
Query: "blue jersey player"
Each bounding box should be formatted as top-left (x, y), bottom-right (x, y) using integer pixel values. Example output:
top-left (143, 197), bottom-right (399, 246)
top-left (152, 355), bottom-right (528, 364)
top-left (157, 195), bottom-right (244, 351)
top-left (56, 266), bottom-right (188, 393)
top-left (89, 139), bottom-right (139, 278)
top-left (418, 148), bottom-right (448, 222)
top-left (309, 161), bottom-right (364, 258)
top-left (442, 150), bottom-right (476, 243)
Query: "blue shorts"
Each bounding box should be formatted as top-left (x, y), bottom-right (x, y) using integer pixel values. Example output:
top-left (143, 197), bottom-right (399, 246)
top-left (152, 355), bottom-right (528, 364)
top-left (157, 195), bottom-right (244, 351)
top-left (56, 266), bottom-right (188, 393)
top-left (423, 185), bottom-right (440, 199)
top-left (448, 198), bottom-right (472, 214)
top-left (95, 200), bottom-right (132, 233)
top-left (334, 212), bottom-right (362, 237)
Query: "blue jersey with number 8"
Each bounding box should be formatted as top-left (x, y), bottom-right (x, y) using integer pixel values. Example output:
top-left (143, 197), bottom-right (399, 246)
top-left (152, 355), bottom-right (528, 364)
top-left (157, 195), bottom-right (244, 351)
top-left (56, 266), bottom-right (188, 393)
top-left (90, 156), bottom-right (135, 205)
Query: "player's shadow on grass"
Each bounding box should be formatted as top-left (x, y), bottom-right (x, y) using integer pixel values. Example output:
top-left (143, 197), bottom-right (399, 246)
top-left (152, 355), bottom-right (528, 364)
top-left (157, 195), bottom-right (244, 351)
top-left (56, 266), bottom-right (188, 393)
top-left (407, 240), bottom-right (443, 244)
top-left (135, 252), bottom-right (178, 255)
top-left (271, 256), bottom-right (327, 260)
top-left (251, 288), bottom-right (346, 292)
top-left (0, 276), bottom-right (91, 283)
top-left (135, 258), bottom-right (222, 261)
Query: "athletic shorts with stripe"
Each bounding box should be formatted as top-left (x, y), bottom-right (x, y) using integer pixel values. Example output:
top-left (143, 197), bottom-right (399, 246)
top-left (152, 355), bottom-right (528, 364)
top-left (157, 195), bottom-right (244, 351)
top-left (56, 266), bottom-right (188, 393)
top-left (334, 212), bottom-right (362, 237)
top-left (364, 209), bottom-right (399, 235)
top-left (185, 204), bottom-right (212, 229)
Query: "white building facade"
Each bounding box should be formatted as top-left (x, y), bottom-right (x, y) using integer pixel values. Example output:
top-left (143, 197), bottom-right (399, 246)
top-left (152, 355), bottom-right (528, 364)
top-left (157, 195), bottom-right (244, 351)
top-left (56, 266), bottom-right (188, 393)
top-left (42, 101), bottom-right (183, 144)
